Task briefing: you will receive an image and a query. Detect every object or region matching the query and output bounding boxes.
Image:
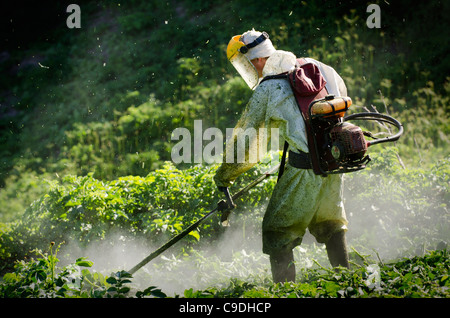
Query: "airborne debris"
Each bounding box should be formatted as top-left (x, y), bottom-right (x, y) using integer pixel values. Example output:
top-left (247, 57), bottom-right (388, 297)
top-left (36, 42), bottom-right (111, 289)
top-left (38, 62), bottom-right (49, 69)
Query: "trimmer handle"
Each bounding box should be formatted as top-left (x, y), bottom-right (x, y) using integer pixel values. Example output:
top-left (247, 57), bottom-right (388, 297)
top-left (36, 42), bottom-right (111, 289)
top-left (218, 186), bottom-right (236, 210)
top-left (217, 187), bottom-right (237, 227)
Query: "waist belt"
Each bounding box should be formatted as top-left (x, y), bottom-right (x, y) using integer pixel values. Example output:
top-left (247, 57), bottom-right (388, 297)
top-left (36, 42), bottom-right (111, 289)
top-left (288, 150), bottom-right (312, 169)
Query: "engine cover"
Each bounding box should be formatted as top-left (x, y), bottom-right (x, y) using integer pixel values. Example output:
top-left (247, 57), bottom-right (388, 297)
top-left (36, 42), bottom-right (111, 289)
top-left (329, 122), bottom-right (367, 163)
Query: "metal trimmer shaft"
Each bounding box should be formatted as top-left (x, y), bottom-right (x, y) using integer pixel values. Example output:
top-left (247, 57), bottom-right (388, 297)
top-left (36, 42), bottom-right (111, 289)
top-left (127, 163), bottom-right (280, 275)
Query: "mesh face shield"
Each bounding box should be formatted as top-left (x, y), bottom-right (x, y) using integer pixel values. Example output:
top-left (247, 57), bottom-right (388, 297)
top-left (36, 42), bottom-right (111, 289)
top-left (226, 35), bottom-right (260, 90)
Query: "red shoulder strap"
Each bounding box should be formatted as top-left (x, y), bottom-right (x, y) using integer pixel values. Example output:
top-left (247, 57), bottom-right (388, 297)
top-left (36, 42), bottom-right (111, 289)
top-left (287, 58), bottom-right (329, 174)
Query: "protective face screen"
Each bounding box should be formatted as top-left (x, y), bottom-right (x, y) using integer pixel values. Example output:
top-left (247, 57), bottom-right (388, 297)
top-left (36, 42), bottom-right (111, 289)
top-left (230, 53), bottom-right (259, 90)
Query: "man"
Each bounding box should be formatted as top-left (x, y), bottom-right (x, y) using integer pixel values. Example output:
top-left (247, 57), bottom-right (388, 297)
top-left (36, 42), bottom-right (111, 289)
top-left (214, 29), bottom-right (349, 283)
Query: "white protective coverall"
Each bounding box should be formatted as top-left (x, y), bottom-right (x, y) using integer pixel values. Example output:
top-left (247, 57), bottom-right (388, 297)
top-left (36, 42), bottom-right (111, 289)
top-left (214, 50), bottom-right (348, 256)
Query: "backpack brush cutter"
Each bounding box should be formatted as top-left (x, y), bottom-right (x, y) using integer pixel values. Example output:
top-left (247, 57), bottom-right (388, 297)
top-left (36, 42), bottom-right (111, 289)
top-left (127, 95), bottom-right (403, 275)
top-left (306, 95), bottom-right (403, 175)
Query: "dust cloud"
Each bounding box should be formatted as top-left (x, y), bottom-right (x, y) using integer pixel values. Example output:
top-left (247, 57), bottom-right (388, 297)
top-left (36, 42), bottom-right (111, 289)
top-left (57, 167), bottom-right (448, 296)
top-left (58, 210), bottom-right (271, 296)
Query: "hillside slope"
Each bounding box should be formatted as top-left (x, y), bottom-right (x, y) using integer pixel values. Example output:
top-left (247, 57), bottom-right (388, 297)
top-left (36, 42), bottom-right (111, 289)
top-left (0, 0), bottom-right (448, 221)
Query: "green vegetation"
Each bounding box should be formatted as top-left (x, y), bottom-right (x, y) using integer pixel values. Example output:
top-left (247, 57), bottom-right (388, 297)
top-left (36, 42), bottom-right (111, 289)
top-left (0, 0), bottom-right (448, 298)
top-left (0, 153), bottom-right (448, 297)
top-left (1, 241), bottom-right (448, 298)
top-left (190, 249), bottom-right (450, 298)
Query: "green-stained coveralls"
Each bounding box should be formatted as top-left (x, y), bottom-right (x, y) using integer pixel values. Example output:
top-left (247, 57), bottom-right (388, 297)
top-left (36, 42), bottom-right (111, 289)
top-left (215, 46), bottom-right (350, 282)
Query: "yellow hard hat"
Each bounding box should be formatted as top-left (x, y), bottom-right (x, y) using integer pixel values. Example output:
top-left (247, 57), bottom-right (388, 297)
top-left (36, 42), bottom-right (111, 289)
top-left (226, 35), bottom-right (245, 61)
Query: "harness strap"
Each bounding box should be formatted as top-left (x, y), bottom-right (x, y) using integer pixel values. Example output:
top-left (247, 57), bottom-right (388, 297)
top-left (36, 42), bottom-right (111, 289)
top-left (277, 141), bottom-right (289, 182)
top-left (288, 150), bottom-right (312, 169)
top-left (262, 58), bottom-right (321, 180)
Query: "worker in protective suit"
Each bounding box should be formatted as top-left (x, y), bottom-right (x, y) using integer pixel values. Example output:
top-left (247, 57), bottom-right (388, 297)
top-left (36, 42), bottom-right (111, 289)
top-left (214, 29), bottom-right (350, 283)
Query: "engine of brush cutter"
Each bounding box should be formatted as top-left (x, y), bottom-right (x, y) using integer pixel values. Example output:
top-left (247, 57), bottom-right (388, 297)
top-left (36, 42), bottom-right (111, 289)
top-left (328, 122), bottom-right (369, 167)
top-left (307, 95), bottom-right (402, 175)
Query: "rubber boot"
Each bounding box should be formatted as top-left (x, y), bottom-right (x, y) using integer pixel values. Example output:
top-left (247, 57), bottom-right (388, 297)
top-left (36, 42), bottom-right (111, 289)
top-left (325, 230), bottom-right (350, 268)
top-left (269, 249), bottom-right (295, 283)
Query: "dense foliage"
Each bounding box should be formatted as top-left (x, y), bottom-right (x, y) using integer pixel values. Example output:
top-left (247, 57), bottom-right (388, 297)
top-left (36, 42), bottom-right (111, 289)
top-left (0, 0), bottom-right (448, 298)
top-left (1, 242), bottom-right (448, 298)
top-left (0, 152), bottom-right (448, 297)
top-left (190, 249), bottom-right (450, 298)
top-left (0, 160), bottom-right (276, 272)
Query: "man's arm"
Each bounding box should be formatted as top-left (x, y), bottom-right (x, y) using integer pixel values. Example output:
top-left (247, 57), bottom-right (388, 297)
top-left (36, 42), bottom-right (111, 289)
top-left (214, 84), bottom-right (269, 188)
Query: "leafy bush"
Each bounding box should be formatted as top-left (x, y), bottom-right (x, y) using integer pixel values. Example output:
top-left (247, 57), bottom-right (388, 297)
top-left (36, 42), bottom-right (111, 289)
top-left (0, 242), bottom-right (166, 298)
top-left (190, 249), bottom-right (450, 298)
top-left (0, 160), bottom-right (277, 273)
top-left (0, 151), bottom-right (447, 284)
top-left (2, 242), bottom-right (447, 298)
